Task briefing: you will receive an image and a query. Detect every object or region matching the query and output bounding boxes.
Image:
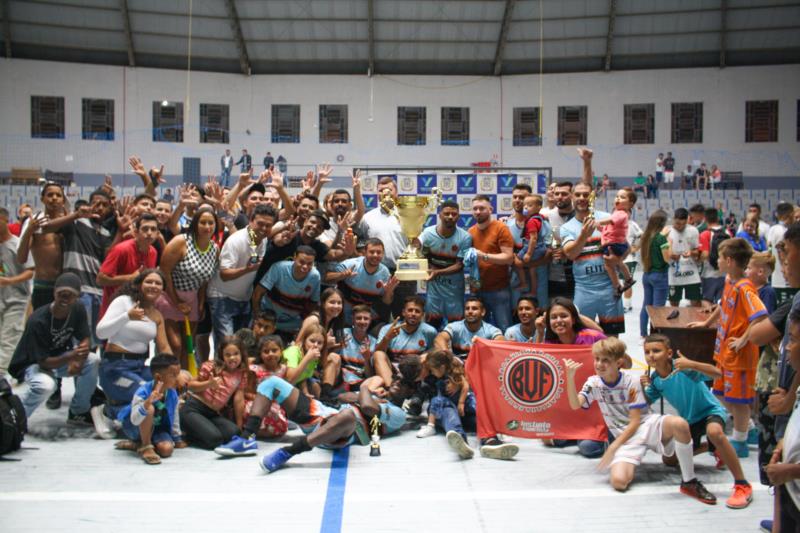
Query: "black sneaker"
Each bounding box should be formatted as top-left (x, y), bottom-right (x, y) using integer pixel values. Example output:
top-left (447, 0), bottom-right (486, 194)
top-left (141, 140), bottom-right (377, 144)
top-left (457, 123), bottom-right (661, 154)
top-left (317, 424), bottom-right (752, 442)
top-left (680, 478), bottom-right (717, 505)
top-left (66, 410), bottom-right (93, 427)
top-left (46, 379), bottom-right (62, 410)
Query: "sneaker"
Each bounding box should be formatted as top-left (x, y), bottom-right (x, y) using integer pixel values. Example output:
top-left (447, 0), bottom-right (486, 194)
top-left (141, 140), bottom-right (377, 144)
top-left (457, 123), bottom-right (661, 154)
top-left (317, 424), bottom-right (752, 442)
top-left (679, 478), bottom-right (717, 505)
top-left (731, 439), bottom-right (749, 458)
top-left (417, 424), bottom-right (436, 438)
top-left (748, 427), bottom-right (760, 445)
top-left (214, 435), bottom-right (258, 457)
top-left (759, 519), bottom-right (773, 533)
top-left (90, 405), bottom-right (116, 440)
top-left (712, 450), bottom-right (726, 470)
top-left (479, 438), bottom-right (520, 460)
top-left (402, 397), bottom-right (423, 417)
top-left (66, 410), bottom-right (93, 427)
top-left (446, 430), bottom-right (474, 460)
top-left (287, 421), bottom-right (299, 431)
top-left (259, 448), bottom-right (292, 473)
top-left (46, 380), bottom-right (62, 410)
top-left (725, 483), bottom-right (753, 509)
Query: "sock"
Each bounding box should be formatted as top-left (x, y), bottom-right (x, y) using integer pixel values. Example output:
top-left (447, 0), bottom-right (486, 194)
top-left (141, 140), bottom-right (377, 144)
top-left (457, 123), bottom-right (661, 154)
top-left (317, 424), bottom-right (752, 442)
top-left (321, 383), bottom-right (333, 397)
top-left (735, 479), bottom-right (749, 486)
top-left (674, 440), bottom-right (696, 483)
top-left (623, 297), bottom-right (632, 308)
top-left (732, 429), bottom-right (747, 442)
top-left (242, 415), bottom-right (261, 438)
top-left (283, 436), bottom-right (312, 456)
top-left (748, 419), bottom-right (756, 430)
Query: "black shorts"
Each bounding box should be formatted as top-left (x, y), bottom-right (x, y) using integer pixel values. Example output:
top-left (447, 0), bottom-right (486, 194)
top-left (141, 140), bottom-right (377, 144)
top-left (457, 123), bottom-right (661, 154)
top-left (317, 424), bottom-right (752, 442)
top-left (689, 414), bottom-right (726, 452)
top-left (602, 243), bottom-right (629, 258)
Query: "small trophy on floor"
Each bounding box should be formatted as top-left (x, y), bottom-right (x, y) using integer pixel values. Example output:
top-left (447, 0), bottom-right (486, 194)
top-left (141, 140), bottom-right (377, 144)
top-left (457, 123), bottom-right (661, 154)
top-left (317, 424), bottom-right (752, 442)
top-left (369, 415), bottom-right (382, 457)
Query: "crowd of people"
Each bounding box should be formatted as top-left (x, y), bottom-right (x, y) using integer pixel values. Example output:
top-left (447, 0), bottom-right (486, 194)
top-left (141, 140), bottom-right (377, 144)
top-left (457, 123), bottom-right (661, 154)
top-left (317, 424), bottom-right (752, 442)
top-left (1, 148), bottom-right (799, 530)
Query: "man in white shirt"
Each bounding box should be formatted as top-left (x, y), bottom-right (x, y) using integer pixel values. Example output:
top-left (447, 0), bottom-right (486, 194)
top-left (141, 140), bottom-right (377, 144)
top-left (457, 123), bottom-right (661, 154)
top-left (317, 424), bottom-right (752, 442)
top-left (768, 202), bottom-right (799, 305)
top-left (220, 149), bottom-right (234, 187)
top-left (737, 203), bottom-right (772, 238)
top-left (667, 208), bottom-right (702, 307)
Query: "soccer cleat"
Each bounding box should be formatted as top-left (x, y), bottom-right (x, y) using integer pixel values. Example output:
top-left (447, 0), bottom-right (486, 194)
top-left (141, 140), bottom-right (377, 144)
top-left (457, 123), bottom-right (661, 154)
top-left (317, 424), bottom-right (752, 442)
top-left (479, 438), bottom-right (519, 460)
top-left (66, 410), bottom-right (93, 427)
top-left (446, 431), bottom-right (474, 459)
top-left (90, 405), bottom-right (116, 440)
top-left (259, 448), bottom-right (292, 473)
top-left (725, 483), bottom-right (753, 509)
top-left (747, 427), bottom-right (759, 445)
top-left (679, 478), bottom-right (717, 505)
top-left (731, 439), bottom-right (749, 458)
top-left (214, 435), bottom-right (258, 457)
top-left (416, 424), bottom-right (436, 438)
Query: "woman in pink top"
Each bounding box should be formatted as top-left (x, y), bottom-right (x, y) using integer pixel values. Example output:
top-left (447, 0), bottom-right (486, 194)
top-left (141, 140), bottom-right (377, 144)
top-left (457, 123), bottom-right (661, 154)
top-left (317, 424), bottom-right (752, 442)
top-left (536, 297), bottom-right (607, 345)
top-left (597, 189), bottom-right (637, 298)
top-left (181, 336), bottom-right (248, 449)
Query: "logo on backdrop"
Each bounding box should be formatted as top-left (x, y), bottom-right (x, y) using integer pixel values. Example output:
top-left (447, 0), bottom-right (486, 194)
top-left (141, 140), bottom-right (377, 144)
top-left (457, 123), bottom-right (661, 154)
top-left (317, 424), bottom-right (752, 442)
top-left (480, 175), bottom-right (495, 193)
top-left (363, 195), bottom-right (377, 209)
top-left (499, 349), bottom-right (564, 413)
top-left (497, 174), bottom-right (517, 194)
top-left (417, 174), bottom-right (437, 194)
top-left (362, 176), bottom-right (376, 193)
top-left (500, 196), bottom-right (513, 212)
top-left (459, 197), bottom-right (473, 212)
top-left (457, 174), bottom-right (477, 194)
top-left (440, 176), bottom-right (456, 193)
top-left (400, 176), bottom-right (415, 193)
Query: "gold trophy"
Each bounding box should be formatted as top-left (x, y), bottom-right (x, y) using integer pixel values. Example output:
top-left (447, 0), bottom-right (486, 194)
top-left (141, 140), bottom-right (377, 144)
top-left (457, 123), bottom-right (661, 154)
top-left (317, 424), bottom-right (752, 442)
top-left (369, 415), bottom-right (382, 457)
top-left (381, 187), bottom-right (443, 281)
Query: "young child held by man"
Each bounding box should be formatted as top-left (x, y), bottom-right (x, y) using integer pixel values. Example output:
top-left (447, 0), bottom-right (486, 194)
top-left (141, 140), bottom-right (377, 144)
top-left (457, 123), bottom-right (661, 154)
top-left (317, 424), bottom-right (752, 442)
top-left (596, 189), bottom-right (637, 298)
top-left (689, 238), bottom-right (768, 457)
top-left (116, 354), bottom-right (186, 465)
top-left (565, 337), bottom-right (716, 503)
top-left (513, 194), bottom-right (549, 295)
top-left (641, 334), bottom-right (753, 508)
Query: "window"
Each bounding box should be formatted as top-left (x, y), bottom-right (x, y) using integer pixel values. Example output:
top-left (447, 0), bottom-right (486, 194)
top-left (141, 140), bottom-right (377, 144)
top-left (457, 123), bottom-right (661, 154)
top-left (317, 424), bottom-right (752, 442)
top-left (513, 107), bottom-right (541, 146)
top-left (398, 107), bottom-right (426, 145)
top-left (31, 96), bottom-right (65, 139)
top-left (271, 104), bottom-right (300, 143)
top-left (319, 105), bottom-right (348, 144)
top-left (557, 106), bottom-right (587, 145)
top-left (82, 98), bottom-right (114, 141)
top-left (200, 103), bottom-right (229, 144)
top-left (152, 101), bottom-right (183, 143)
top-left (746, 100), bottom-right (778, 143)
top-left (671, 102), bottom-right (703, 143)
top-left (623, 104), bottom-right (654, 144)
top-left (441, 107), bottom-right (469, 145)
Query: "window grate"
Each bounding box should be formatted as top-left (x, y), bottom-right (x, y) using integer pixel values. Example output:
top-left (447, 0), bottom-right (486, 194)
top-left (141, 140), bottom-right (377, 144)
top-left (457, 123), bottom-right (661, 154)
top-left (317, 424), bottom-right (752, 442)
top-left (671, 102), bottom-right (703, 143)
top-left (397, 107), bottom-right (426, 146)
top-left (441, 107), bottom-right (469, 146)
top-left (152, 101), bottom-right (184, 143)
top-left (200, 103), bottom-right (229, 144)
top-left (513, 107), bottom-right (541, 146)
top-left (271, 105), bottom-right (300, 143)
top-left (557, 106), bottom-right (587, 146)
top-left (31, 96), bottom-right (65, 139)
top-left (319, 105), bottom-right (348, 144)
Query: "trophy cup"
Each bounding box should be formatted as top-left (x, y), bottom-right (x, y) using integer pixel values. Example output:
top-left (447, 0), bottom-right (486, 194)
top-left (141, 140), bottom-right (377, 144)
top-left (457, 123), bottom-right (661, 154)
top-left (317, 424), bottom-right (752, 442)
top-left (369, 415), bottom-right (382, 457)
top-left (381, 187), bottom-right (443, 281)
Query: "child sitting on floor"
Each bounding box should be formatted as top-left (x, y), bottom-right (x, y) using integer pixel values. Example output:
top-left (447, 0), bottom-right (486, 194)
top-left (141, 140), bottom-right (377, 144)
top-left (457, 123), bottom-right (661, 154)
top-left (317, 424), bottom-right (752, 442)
top-left (115, 354), bottom-right (186, 465)
top-left (565, 337), bottom-right (716, 503)
top-left (641, 334), bottom-right (753, 509)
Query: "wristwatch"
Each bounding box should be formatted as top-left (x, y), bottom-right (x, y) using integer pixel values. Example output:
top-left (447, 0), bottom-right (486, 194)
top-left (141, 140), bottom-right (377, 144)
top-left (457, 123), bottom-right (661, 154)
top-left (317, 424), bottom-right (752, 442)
top-left (482, 253), bottom-right (489, 262)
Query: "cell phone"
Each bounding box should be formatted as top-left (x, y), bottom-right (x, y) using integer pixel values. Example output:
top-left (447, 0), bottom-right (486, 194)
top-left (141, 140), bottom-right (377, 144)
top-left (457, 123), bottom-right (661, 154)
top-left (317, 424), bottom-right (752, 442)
top-left (667, 309), bottom-right (680, 320)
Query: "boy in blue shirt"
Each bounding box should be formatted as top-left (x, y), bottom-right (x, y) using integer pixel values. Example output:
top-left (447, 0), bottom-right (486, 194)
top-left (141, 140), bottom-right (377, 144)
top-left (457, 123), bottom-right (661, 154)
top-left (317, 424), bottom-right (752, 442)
top-left (117, 354), bottom-right (186, 465)
top-left (641, 334), bottom-right (752, 509)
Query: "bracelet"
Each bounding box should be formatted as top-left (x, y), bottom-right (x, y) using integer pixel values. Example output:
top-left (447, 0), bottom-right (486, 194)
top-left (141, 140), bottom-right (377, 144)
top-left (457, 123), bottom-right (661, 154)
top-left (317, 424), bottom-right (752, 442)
top-left (482, 253), bottom-right (489, 262)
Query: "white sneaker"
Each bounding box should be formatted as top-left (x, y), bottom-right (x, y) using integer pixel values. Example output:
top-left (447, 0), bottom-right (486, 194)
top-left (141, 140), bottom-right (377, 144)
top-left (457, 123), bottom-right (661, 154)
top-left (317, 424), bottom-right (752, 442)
top-left (446, 430), bottom-right (475, 459)
top-left (90, 405), bottom-right (116, 440)
top-left (416, 424), bottom-right (436, 438)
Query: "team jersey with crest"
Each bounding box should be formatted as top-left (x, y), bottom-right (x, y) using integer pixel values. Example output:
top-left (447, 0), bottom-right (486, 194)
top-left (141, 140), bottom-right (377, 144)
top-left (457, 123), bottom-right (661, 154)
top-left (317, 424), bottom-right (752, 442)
top-left (443, 320), bottom-right (503, 357)
top-left (259, 261), bottom-right (321, 331)
top-left (377, 322), bottom-right (437, 360)
top-left (335, 256), bottom-right (390, 318)
top-left (560, 211), bottom-right (613, 292)
top-left (579, 371), bottom-right (650, 438)
top-left (341, 327), bottom-right (377, 385)
top-left (715, 276), bottom-right (768, 370)
top-left (419, 225), bottom-right (472, 298)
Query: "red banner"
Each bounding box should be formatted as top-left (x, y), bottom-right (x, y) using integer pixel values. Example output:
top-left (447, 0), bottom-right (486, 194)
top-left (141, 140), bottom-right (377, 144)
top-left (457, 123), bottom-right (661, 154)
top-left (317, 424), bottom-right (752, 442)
top-left (466, 338), bottom-right (607, 441)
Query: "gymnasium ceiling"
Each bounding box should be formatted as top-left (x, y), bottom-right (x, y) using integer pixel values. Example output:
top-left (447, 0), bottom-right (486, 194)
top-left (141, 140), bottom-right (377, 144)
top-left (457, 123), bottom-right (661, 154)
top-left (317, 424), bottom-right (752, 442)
top-left (1, 0), bottom-right (798, 76)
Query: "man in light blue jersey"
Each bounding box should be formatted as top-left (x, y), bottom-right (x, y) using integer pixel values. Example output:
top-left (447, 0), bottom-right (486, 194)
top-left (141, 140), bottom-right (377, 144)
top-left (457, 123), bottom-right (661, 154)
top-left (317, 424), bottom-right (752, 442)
top-left (372, 296), bottom-right (437, 387)
top-left (419, 201), bottom-right (473, 330)
top-left (332, 238), bottom-right (398, 323)
top-left (323, 304), bottom-right (377, 392)
top-left (434, 297), bottom-right (504, 359)
top-left (251, 245), bottom-right (321, 342)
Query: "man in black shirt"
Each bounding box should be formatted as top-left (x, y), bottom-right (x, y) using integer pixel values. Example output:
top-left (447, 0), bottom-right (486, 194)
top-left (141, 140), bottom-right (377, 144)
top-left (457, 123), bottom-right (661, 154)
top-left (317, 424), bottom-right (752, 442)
top-left (10, 273), bottom-right (100, 424)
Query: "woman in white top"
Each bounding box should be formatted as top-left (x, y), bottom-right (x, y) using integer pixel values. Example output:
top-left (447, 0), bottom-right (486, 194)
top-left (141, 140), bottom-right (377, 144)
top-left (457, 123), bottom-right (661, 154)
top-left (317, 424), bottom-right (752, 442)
top-left (93, 269), bottom-right (172, 437)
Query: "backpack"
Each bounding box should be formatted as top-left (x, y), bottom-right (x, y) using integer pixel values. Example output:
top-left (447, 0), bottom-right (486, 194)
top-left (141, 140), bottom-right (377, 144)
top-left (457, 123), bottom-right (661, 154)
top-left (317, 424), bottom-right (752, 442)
top-left (708, 227), bottom-right (729, 270)
top-left (0, 377), bottom-right (27, 455)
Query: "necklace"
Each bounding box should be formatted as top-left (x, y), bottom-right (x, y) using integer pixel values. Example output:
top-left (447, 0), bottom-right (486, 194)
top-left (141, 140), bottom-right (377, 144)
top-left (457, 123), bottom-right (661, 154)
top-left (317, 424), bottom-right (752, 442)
top-left (193, 237), bottom-right (212, 254)
top-left (49, 305), bottom-right (72, 336)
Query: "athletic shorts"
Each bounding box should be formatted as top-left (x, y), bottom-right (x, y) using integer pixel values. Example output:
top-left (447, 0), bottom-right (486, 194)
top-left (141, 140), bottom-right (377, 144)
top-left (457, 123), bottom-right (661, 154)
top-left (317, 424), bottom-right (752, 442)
top-left (611, 414), bottom-right (674, 466)
top-left (689, 414), bottom-right (726, 452)
top-left (664, 171), bottom-right (675, 183)
top-left (294, 395), bottom-right (341, 434)
top-left (713, 366), bottom-right (756, 404)
top-left (425, 291), bottom-right (464, 326)
top-left (669, 283), bottom-right (702, 302)
top-left (574, 284), bottom-right (625, 336)
top-left (701, 276), bottom-right (726, 303)
top-left (602, 243), bottom-right (629, 258)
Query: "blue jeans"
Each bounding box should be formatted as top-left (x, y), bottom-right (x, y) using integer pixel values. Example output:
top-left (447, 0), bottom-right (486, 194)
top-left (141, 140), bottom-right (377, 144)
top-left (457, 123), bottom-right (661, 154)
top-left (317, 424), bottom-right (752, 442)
top-left (552, 434), bottom-right (612, 458)
top-left (220, 168), bottom-right (232, 188)
top-left (511, 264), bottom-right (549, 310)
top-left (430, 393), bottom-right (476, 441)
top-left (640, 270), bottom-right (669, 337)
top-left (20, 352), bottom-right (100, 417)
top-left (79, 292), bottom-right (102, 346)
top-left (478, 288), bottom-right (512, 332)
top-left (99, 357), bottom-right (152, 420)
top-left (208, 297), bottom-right (251, 346)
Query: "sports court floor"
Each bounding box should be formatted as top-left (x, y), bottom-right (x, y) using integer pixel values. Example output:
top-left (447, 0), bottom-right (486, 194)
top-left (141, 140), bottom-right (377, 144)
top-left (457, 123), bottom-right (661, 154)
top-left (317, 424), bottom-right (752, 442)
top-left (0, 279), bottom-right (774, 532)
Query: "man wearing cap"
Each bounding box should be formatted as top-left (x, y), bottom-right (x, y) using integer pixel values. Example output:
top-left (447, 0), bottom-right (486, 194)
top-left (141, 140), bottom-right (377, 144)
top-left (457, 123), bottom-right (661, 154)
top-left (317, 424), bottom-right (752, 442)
top-left (252, 209), bottom-right (356, 290)
top-left (9, 273), bottom-right (100, 424)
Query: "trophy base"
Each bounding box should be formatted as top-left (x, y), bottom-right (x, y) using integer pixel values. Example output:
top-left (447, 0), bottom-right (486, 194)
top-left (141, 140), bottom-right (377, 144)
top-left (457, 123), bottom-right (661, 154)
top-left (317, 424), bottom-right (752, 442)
top-left (394, 257), bottom-right (429, 281)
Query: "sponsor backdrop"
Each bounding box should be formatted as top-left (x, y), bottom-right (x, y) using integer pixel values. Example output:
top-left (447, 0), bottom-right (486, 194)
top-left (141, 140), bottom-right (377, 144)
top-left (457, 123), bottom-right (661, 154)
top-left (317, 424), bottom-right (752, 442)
top-left (360, 169), bottom-right (551, 229)
top-left (466, 338), bottom-right (608, 441)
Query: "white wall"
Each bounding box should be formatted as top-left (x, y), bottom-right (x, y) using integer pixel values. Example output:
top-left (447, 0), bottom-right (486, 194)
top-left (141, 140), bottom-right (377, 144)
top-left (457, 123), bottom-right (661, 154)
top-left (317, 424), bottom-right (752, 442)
top-left (0, 58), bottom-right (798, 181)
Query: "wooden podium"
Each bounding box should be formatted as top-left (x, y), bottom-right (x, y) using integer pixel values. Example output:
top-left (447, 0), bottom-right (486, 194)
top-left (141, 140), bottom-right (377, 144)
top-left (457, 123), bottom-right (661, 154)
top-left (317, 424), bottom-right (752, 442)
top-left (646, 306), bottom-right (717, 364)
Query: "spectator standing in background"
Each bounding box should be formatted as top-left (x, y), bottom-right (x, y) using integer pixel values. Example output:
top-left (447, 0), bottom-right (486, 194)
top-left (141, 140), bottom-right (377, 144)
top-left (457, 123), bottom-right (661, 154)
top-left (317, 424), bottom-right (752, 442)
top-left (220, 149), bottom-right (234, 187)
top-left (655, 153), bottom-right (665, 187)
top-left (236, 149), bottom-right (252, 174)
top-left (663, 152), bottom-right (676, 189)
top-left (263, 151), bottom-right (274, 170)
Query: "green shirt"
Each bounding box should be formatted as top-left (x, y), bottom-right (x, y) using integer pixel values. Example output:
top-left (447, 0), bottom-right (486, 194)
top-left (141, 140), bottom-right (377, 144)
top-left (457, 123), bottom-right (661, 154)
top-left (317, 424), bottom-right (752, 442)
top-left (283, 345), bottom-right (318, 383)
top-left (647, 233), bottom-right (670, 273)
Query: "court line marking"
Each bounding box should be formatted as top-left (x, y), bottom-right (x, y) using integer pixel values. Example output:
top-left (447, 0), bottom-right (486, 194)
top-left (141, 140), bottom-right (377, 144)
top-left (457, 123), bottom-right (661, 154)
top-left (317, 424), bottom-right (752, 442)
top-left (320, 447), bottom-right (350, 533)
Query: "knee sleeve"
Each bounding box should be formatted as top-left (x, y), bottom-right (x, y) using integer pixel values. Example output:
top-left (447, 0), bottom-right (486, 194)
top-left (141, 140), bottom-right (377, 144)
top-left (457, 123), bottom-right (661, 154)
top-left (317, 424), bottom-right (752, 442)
top-left (256, 375), bottom-right (294, 404)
